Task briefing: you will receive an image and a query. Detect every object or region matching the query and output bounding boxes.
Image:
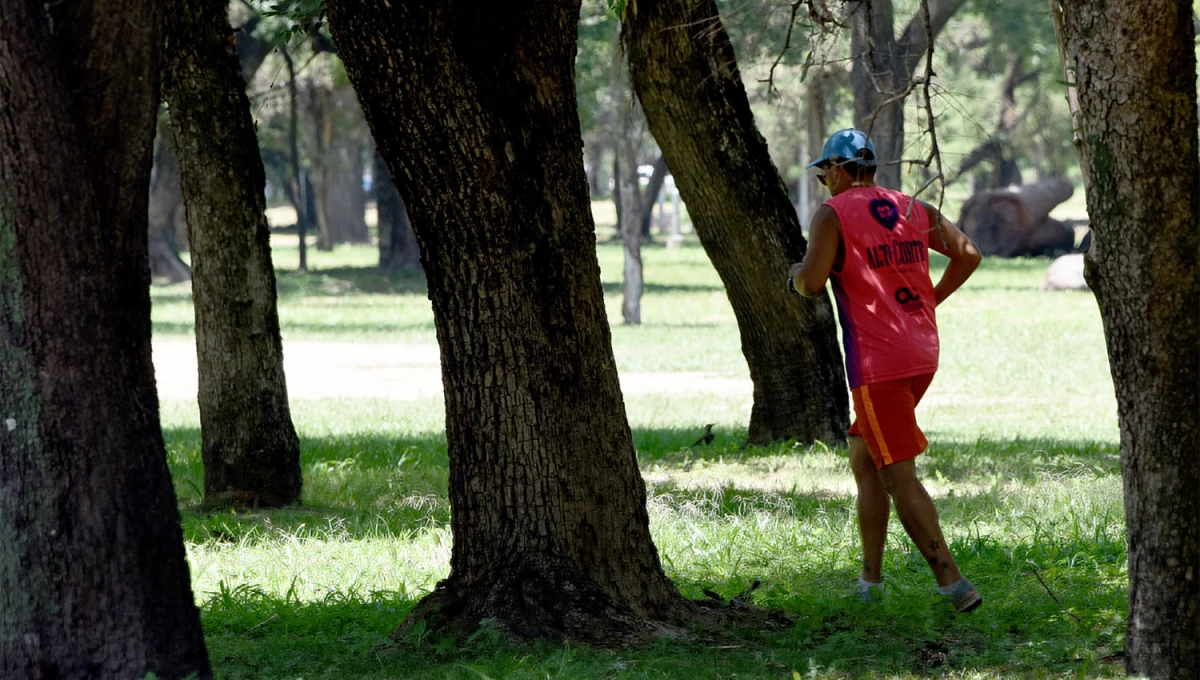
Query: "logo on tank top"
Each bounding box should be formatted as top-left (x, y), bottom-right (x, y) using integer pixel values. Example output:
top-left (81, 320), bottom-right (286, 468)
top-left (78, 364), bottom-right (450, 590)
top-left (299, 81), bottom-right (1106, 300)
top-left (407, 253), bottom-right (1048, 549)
top-left (868, 198), bottom-right (900, 231)
top-left (894, 286), bottom-right (925, 314)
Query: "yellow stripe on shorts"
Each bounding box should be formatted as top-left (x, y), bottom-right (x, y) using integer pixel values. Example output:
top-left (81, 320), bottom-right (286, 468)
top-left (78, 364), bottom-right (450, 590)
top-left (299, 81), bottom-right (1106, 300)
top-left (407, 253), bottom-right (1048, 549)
top-left (860, 384), bottom-right (893, 466)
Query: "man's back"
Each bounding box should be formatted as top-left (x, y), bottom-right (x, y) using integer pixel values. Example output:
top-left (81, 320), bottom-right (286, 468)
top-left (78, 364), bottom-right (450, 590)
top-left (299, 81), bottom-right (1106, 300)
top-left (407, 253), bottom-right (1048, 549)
top-left (825, 186), bottom-right (939, 387)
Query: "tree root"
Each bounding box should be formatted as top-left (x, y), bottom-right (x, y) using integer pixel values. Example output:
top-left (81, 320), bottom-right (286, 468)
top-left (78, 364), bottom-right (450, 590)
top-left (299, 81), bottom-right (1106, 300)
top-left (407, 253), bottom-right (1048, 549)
top-left (391, 564), bottom-right (791, 648)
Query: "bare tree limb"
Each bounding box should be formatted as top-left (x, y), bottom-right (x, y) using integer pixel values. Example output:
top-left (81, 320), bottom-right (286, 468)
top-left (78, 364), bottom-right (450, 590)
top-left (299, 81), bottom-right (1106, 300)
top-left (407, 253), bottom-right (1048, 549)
top-left (897, 0), bottom-right (967, 77)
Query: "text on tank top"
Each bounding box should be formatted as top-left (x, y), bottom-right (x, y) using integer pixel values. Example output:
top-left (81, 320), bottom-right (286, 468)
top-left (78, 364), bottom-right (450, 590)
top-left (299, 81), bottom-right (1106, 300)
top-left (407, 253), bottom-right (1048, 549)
top-left (825, 186), bottom-right (939, 387)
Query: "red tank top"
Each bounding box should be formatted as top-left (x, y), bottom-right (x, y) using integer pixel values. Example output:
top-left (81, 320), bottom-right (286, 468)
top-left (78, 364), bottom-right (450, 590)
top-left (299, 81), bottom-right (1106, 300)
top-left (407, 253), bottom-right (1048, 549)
top-left (825, 186), bottom-right (938, 387)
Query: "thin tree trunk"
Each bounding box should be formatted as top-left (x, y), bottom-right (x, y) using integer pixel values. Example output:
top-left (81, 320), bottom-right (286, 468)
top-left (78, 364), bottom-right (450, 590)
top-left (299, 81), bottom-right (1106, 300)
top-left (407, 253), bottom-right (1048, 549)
top-left (149, 112), bottom-right (192, 283)
top-left (1057, 2), bottom-right (1199, 677)
top-left (615, 153), bottom-right (644, 324)
top-left (163, 0), bottom-right (302, 508)
top-left (624, 0), bottom-right (848, 445)
top-left (310, 80), bottom-right (334, 251)
top-left (847, 0), bottom-right (966, 190)
top-left (284, 50), bottom-right (308, 271)
top-left (0, 0), bottom-right (211, 677)
top-left (640, 154), bottom-right (669, 238)
top-left (375, 148), bottom-right (420, 271)
top-left (326, 0), bottom-right (701, 644)
top-left (805, 67), bottom-right (828, 220)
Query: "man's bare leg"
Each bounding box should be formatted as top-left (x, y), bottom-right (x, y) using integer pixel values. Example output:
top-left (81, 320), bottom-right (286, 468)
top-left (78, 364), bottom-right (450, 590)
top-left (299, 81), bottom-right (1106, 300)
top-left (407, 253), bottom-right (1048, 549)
top-left (879, 459), bottom-right (963, 587)
top-left (849, 435), bottom-right (888, 583)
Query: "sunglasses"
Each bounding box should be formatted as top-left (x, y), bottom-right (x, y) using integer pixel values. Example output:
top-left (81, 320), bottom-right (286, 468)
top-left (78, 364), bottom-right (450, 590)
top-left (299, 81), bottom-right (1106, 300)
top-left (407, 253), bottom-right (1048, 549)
top-left (816, 160), bottom-right (849, 186)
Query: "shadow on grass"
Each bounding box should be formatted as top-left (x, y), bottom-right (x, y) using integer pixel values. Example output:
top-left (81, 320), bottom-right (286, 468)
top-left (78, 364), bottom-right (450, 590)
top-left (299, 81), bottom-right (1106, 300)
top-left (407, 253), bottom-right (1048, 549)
top-left (169, 425), bottom-right (1120, 542)
top-left (167, 427), bottom-right (450, 543)
top-left (198, 571), bottom-right (1126, 680)
top-left (274, 266), bottom-right (429, 297)
top-left (633, 427), bottom-right (1120, 484)
top-left (601, 281), bottom-right (725, 295)
top-left (178, 424), bottom-right (1127, 678)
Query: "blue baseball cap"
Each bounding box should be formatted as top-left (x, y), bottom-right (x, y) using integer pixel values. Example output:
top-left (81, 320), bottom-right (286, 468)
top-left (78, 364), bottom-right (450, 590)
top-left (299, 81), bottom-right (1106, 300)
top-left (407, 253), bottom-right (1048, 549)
top-left (807, 128), bottom-right (877, 168)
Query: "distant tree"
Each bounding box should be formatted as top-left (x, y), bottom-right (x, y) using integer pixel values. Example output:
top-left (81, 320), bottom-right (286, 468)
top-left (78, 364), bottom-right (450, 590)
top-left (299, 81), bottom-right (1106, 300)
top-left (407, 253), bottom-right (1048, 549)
top-left (148, 111), bottom-right (193, 283)
top-left (610, 35), bottom-right (647, 325)
top-left (325, 0), bottom-right (703, 642)
top-left (625, 0), bottom-right (849, 445)
top-left (163, 0), bottom-right (302, 508)
top-left (374, 148), bottom-right (421, 271)
top-left (1054, 2), bottom-right (1198, 677)
top-left (0, 0), bottom-right (211, 677)
top-left (846, 0), bottom-right (967, 189)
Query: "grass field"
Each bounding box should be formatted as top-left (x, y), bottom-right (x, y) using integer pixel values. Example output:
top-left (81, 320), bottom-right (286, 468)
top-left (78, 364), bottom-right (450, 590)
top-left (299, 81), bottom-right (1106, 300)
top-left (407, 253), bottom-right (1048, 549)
top-left (153, 236), bottom-right (1124, 678)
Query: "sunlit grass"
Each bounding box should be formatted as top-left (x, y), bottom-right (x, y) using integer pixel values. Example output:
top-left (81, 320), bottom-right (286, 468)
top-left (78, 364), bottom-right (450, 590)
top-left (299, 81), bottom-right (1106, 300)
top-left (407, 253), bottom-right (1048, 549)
top-left (154, 241), bottom-right (1126, 678)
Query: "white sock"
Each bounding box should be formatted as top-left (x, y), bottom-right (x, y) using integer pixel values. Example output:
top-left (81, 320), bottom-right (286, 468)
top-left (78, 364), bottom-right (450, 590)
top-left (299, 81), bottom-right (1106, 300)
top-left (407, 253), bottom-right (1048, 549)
top-left (858, 576), bottom-right (881, 588)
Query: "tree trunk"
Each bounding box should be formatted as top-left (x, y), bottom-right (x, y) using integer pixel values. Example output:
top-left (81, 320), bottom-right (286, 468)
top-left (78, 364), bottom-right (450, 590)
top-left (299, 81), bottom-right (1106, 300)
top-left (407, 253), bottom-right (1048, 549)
top-left (325, 0), bottom-right (698, 644)
top-left (805, 67), bottom-right (829, 220)
top-left (615, 153), bottom-right (644, 324)
top-left (163, 0), bottom-right (302, 508)
top-left (284, 50), bottom-right (308, 271)
top-left (234, 14), bottom-right (272, 85)
top-left (307, 86), bottom-right (371, 248)
top-left (0, 1), bottom-right (211, 677)
top-left (847, 0), bottom-right (967, 190)
top-left (375, 148), bottom-right (421, 271)
top-left (1057, 3), bottom-right (1199, 677)
top-left (310, 80), bottom-right (335, 251)
top-left (327, 136), bottom-right (370, 245)
top-left (624, 0), bottom-right (848, 445)
top-left (640, 154), bottom-right (669, 238)
top-left (148, 112), bottom-right (192, 283)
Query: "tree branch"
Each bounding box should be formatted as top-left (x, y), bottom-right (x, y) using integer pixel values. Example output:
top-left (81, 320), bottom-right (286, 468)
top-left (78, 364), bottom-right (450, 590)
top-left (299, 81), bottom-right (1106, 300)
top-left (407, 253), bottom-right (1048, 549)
top-left (897, 0), bottom-right (966, 77)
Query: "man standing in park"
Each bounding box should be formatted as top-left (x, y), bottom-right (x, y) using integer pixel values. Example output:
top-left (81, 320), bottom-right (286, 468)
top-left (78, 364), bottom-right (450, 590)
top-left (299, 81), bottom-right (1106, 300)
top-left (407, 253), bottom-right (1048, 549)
top-left (789, 129), bottom-right (984, 612)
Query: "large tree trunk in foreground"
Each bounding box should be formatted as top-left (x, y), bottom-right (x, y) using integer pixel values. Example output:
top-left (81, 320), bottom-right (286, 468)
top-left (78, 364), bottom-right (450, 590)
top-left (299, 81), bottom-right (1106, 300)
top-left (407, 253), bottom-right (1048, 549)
top-left (164, 0), bottom-right (302, 508)
top-left (148, 112), bottom-right (192, 283)
top-left (0, 1), bottom-right (211, 677)
top-left (375, 148), bottom-right (421, 271)
top-left (326, 0), bottom-right (696, 644)
top-left (625, 0), bottom-right (848, 445)
top-left (847, 0), bottom-right (966, 190)
top-left (1056, 2), bottom-right (1199, 677)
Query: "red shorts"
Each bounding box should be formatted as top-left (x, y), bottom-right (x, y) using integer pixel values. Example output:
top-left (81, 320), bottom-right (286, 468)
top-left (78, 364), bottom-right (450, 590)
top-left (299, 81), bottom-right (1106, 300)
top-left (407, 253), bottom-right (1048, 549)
top-left (848, 373), bottom-right (935, 469)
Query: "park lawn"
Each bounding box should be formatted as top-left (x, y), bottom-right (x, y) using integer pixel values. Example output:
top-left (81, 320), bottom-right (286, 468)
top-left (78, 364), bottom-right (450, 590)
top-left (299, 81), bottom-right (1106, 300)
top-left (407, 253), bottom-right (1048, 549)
top-left (154, 237), bottom-right (1125, 678)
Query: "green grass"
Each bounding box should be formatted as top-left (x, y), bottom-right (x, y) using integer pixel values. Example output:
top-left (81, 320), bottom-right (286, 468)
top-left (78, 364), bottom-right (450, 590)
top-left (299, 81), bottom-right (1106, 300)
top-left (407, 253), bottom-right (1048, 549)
top-left (154, 238), bottom-right (1125, 678)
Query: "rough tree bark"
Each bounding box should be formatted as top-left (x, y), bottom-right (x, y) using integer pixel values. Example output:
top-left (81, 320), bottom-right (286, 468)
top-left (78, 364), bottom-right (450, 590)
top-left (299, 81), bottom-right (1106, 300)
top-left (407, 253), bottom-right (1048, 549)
top-left (325, 0), bottom-right (702, 644)
top-left (624, 0), bottom-right (848, 444)
top-left (375, 148), bottom-right (421, 271)
top-left (1055, 2), bottom-right (1199, 677)
top-left (163, 0), bottom-right (302, 508)
top-left (148, 112), bottom-right (193, 283)
top-left (847, 0), bottom-right (966, 190)
top-left (0, 0), bottom-right (212, 677)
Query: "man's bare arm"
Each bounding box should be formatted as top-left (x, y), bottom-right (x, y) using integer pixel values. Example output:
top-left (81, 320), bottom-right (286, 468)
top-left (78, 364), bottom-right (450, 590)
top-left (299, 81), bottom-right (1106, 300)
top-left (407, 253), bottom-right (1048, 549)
top-left (788, 205), bottom-right (841, 297)
top-left (923, 201), bottom-right (981, 305)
